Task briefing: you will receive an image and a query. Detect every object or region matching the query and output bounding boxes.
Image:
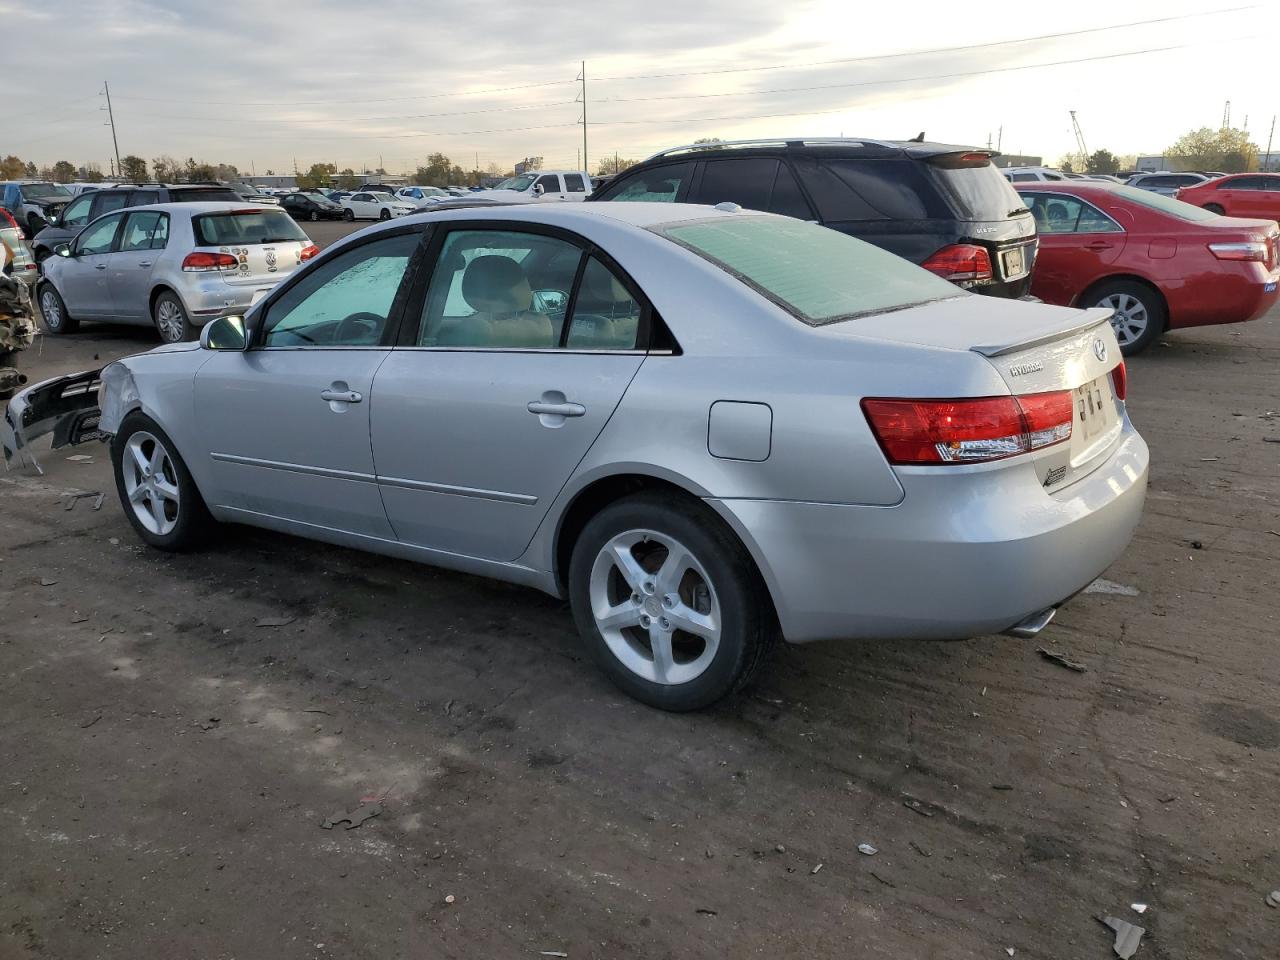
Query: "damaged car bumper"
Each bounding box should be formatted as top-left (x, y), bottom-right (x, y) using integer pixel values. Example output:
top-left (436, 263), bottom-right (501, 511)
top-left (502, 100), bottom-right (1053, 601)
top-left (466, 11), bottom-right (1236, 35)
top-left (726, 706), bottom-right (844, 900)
top-left (2, 366), bottom-right (107, 471)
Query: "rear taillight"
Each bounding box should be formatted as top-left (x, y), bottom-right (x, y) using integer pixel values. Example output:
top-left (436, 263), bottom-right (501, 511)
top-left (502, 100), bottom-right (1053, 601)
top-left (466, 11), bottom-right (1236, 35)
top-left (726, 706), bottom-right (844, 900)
top-left (182, 252), bottom-right (238, 272)
top-left (862, 391), bottom-right (1073, 465)
top-left (0, 209), bottom-right (18, 229)
top-left (1208, 240), bottom-right (1268, 262)
top-left (921, 244), bottom-right (993, 282)
top-left (1111, 361), bottom-right (1127, 402)
top-left (300, 243), bottom-right (319, 262)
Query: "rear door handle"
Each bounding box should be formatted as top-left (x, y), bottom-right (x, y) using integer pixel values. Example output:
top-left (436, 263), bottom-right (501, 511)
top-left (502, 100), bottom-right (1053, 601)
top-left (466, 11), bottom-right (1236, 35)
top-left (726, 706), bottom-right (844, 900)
top-left (94, 264), bottom-right (107, 270)
top-left (321, 388), bottom-right (363, 403)
top-left (527, 400), bottom-right (586, 418)
top-left (137, 260), bottom-right (152, 267)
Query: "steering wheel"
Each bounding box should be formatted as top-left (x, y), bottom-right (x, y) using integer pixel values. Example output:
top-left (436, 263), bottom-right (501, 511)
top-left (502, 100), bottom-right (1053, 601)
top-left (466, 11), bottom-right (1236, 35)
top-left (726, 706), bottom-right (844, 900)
top-left (332, 311), bottom-right (385, 345)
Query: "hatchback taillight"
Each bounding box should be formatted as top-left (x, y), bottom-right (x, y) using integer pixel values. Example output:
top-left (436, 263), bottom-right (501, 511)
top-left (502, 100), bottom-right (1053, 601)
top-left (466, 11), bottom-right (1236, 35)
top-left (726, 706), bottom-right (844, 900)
top-left (862, 392), bottom-right (1073, 465)
top-left (300, 243), bottom-right (320, 262)
top-left (1208, 240), bottom-right (1268, 262)
top-left (921, 244), bottom-right (993, 282)
top-left (182, 252), bottom-right (238, 272)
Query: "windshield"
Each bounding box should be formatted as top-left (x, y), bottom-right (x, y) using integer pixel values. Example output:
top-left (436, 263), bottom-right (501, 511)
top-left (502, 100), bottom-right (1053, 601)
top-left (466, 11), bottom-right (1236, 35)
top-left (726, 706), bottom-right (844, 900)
top-left (495, 174), bottom-right (537, 192)
top-left (1112, 185), bottom-right (1221, 221)
top-left (371, 192), bottom-right (396, 202)
top-left (22, 183), bottom-right (72, 199)
top-left (928, 159), bottom-right (1028, 221)
top-left (660, 215), bottom-right (963, 326)
top-left (193, 209), bottom-right (309, 246)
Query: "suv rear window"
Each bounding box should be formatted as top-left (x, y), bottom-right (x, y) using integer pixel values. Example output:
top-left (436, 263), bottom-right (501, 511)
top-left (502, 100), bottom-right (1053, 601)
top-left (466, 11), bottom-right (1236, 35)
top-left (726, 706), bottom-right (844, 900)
top-left (793, 157), bottom-right (950, 221)
top-left (193, 209), bottom-right (309, 246)
top-left (930, 160), bottom-right (1028, 221)
top-left (659, 215), bottom-right (961, 326)
top-left (171, 188), bottom-right (241, 202)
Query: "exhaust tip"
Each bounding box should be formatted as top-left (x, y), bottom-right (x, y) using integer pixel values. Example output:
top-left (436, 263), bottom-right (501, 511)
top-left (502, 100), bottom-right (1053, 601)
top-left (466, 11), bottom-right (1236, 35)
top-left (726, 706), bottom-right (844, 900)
top-left (1003, 606), bottom-right (1056, 639)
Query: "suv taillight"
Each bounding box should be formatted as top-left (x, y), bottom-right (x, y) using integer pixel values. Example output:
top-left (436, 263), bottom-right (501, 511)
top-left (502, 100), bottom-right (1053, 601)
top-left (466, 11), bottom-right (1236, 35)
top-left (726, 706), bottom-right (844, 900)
top-left (921, 244), bottom-right (993, 282)
top-left (861, 392), bottom-right (1073, 465)
top-left (182, 252), bottom-right (238, 272)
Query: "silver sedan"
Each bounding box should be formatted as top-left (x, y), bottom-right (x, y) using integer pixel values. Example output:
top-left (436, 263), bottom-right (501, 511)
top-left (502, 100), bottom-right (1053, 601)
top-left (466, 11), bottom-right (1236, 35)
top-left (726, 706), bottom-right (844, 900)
top-left (20, 202), bottom-right (1148, 710)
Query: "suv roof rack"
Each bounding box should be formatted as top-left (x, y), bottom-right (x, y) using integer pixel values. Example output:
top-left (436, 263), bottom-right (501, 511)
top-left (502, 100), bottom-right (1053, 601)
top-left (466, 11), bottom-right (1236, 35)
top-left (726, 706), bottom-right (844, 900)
top-left (640, 137), bottom-right (904, 163)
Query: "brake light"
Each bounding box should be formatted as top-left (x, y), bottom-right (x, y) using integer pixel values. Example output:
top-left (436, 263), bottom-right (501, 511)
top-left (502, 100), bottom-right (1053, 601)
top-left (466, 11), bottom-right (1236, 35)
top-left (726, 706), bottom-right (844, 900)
top-left (300, 243), bottom-right (319, 262)
top-left (1208, 240), bottom-right (1268, 262)
top-left (862, 391), bottom-right (1073, 465)
top-left (1111, 361), bottom-right (1127, 402)
top-left (182, 252), bottom-right (238, 272)
top-left (921, 244), bottom-right (993, 282)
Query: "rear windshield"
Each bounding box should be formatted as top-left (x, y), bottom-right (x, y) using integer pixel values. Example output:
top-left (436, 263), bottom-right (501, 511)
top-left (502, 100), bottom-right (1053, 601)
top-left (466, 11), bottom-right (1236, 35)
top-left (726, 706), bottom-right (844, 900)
top-left (1111, 185), bottom-right (1220, 221)
top-left (22, 183), bottom-right (72, 199)
top-left (659, 215), bottom-right (963, 326)
top-left (172, 188), bottom-right (241, 203)
top-left (193, 209), bottom-right (309, 246)
top-left (928, 161), bottom-right (1028, 221)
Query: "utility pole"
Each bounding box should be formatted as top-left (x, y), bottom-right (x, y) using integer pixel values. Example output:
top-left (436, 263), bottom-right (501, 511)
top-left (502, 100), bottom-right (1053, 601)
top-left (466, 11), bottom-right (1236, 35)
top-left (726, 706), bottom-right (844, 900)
top-left (1266, 116), bottom-right (1276, 172)
top-left (1070, 110), bottom-right (1089, 169)
top-left (1222, 100), bottom-right (1231, 129)
top-left (578, 61), bottom-right (588, 174)
top-left (997, 126), bottom-right (1003, 153)
top-left (615, 151), bottom-right (619, 174)
top-left (101, 81), bottom-right (122, 178)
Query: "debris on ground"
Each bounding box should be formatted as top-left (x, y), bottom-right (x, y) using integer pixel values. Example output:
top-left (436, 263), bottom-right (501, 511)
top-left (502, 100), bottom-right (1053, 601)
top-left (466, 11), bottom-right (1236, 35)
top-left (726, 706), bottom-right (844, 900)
top-left (1266, 890), bottom-right (1280, 908)
top-left (1005, 948), bottom-right (1015, 957)
top-left (66, 454), bottom-right (94, 463)
top-left (1097, 915), bottom-right (1145, 958)
top-left (198, 717), bottom-right (221, 730)
top-left (857, 843), bottom-right (878, 856)
top-left (810, 863), bottom-right (823, 875)
top-left (1130, 903), bottom-right (1148, 914)
top-left (321, 802), bottom-right (383, 830)
top-left (1263, 437), bottom-right (1280, 444)
top-left (62, 491), bottom-right (104, 512)
top-left (444, 894), bottom-right (455, 904)
top-left (902, 798), bottom-right (934, 817)
top-left (71, 613), bottom-right (89, 623)
top-left (774, 843), bottom-right (786, 853)
top-left (991, 783), bottom-right (1014, 791)
top-left (1037, 647), bottom-right (1087, 673)
top-left (255, 616), bottom-right (296, 627)
top-left (909, 840), bottom-right (932, 858)
top-left (539, 951), bottom-right (568, 957)
top-left (695, 907), bottom-right (717, 916)
top-left (79, 714), bottom-right (102, 729)
top-left (1189, 540), bottom-right (1203, 549)
top-left (1084, 578), bottom-right (1140, 597)
top-left (1199, 457), bottom-right (1219, 462)
top-left (38, 577), bottom-right (57, 586)
top-left (869, 871), bottom-right (895, 887)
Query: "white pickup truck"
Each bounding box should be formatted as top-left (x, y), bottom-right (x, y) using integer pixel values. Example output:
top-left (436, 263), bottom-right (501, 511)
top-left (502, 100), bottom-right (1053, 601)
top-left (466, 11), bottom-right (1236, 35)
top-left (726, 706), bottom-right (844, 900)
top-left (476, 171), bottom-right (593, 203)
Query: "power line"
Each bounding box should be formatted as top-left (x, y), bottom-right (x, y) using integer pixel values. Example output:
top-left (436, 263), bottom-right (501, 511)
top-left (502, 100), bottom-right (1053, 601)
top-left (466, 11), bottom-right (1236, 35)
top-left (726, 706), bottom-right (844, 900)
top-left (111, 78), bottom-right (577, 107)
top-left (591, 6), bottom-right (1255, 82)
top-left (128, 99), bottom-right (579, 126)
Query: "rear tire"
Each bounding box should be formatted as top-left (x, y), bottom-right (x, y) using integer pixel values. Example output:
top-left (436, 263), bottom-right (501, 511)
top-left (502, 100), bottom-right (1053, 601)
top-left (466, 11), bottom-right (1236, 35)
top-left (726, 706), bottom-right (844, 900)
top-left (343, 209), bottom-right (355, 221)
top-left (568, 492), bottom-right (776, 711)
top-left (1203, 203), bottom-right (1225, 215)
top-left (379, 209), bottom-right (391, 221)
top-left (152, 291), bottom-right (195, 344)
top-left (1089, 279), bottom-right (1165, 356)
top-left (38, 283), bottom-right (78, 335)
top-left (110, 412), bottom-right (215, 552)
top-left (309, 210), bottom-right (319, 222)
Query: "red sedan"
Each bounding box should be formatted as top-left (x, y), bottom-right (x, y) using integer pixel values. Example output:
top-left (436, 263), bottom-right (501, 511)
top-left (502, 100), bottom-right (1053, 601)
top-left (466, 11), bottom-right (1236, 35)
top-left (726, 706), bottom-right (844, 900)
top-left (1175, 173), bottom-right (1280, 219)
top-left (1015, 181), bottom-right (1280, 354)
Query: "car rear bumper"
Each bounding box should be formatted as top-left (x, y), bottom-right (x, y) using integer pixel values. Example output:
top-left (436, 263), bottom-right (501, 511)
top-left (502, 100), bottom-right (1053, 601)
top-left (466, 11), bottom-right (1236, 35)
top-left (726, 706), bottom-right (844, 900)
top-left (707, 420), bottom-right (1149, 644)
top-left (176, 275), bottom-right (285, 317)
top-left (1167, 263), bottom-right (1280, 329)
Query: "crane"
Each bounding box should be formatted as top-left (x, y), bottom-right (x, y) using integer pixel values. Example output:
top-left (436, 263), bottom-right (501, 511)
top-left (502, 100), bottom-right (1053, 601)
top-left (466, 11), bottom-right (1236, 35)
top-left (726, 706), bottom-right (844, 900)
top-left (1069, 110), bottom-right (1089, 169)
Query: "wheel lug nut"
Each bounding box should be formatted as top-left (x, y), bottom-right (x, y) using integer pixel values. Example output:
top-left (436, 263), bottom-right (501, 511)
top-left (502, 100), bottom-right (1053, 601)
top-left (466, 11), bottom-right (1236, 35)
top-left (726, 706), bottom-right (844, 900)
top-left (643, 581), bottom-right (655, 595)
top-left (660, 618), bottom-right (670, 631)
top-left (631, 593), bottom-right (641, 604)
top-left (662, 595), bottom-right (675, 609)
top-left (640, 614), bottom-right (651, 627)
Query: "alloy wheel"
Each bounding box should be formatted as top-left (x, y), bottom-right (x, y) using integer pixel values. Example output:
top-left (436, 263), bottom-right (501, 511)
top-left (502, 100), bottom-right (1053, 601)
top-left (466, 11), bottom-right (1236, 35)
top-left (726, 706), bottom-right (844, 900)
top-left (122, 431), bottom-right (180, 536)
top-left (1099, 292), bottom-right (1148, 346)
top-left (588, 529), bottom-right (721, 686)
top-left (40, 289), bottom-right (61, 329)
top-left (155, 299), bottom-right (185, 342)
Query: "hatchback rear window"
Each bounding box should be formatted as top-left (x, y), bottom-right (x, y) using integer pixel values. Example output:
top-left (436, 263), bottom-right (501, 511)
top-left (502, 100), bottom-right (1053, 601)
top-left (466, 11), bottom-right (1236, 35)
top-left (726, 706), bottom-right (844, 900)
top-left (659, 215), bottom-right (962, 326)
top-left (193, 209), bottom-right (309, 246)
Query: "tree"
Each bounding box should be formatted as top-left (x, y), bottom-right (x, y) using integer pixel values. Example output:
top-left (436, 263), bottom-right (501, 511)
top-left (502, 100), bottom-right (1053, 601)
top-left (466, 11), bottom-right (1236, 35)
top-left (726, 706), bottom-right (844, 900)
top-left (0, 155), bottom-right (25, 179)
top-left (79, 162), bottom-right (104, 183)
top-left (596, 157), bottom-right (636, 176)
top-left (413, 152), bottom-right (463, 187)
top-left (120, 155), bottom-right (149, 181)
top-left (24, 162), bottom-right (36, 177)
top-left (334, 168), bottom-right (360, 189)
top-left (52, 160), bottom-right (76, 183)
top-left (1166, 127), bottom-right (1258, 173)
top-left (1056, 156), bottom-right (1075, 173)
top-left (184, 157), bottom-right (216, 182)
top-left (297, 162), bottom-right (337, 189)
top-left (1085, 150), bottom-right (1118, 175)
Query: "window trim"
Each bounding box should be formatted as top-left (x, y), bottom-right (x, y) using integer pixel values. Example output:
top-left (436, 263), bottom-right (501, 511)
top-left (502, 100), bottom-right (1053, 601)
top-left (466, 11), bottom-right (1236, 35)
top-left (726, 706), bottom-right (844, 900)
top-left (249, 223), bottom-right (432, 351)
top-left (393, 218), bottom-right (664, 354)
top-left (1018, 191), bottom-right (1125, 235)
top-left (121, 210), bottom-right (171, 251)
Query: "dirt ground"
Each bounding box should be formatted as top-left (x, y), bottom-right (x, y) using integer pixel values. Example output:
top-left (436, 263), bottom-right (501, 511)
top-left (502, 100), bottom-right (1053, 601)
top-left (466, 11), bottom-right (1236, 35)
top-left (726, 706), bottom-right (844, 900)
top-left (2, 237), bottom-right (1278, 959)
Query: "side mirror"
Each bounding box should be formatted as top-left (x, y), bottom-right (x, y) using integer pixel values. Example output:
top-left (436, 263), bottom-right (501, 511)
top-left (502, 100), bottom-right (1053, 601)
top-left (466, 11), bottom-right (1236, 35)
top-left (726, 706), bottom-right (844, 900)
top-left (55, 243), bottom-right (72, 258)
top-left (533, 183), bottom-right (545, 196)
top-left (200, 314), bottom-right (247, 351)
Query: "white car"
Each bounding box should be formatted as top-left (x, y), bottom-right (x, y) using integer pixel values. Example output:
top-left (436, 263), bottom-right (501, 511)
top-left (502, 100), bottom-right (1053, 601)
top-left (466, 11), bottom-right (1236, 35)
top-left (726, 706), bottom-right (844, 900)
top-left (475, 171), bottom-right (593, 203)
top-left (396, 186), bottom-right (451, 207)
top-left (341, 192), bottom-right (416, 221)
top-left (1001, 166), bottom-right (1070, 183)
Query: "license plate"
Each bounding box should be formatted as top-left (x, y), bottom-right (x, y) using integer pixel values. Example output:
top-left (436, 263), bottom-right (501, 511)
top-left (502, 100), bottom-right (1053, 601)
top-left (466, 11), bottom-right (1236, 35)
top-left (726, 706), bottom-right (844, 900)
top-left (1074, 376), bottom-right (1111, 445)
top-left (1001, 246), bottom-right (1027, 280)
top-left (1265, 280), bottom-right (1277, 293)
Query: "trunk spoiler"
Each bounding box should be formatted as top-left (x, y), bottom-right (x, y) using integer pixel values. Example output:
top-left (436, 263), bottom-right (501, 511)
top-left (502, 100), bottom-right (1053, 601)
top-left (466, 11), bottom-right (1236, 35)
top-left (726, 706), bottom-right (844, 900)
top-left (969, 307), bottom-right (1114, 358)
top-left (2, 367), bottom-right (103, 473)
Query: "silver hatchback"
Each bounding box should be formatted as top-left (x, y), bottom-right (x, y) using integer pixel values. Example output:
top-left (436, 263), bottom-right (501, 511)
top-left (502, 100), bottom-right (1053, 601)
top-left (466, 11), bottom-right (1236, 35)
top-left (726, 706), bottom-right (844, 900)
top-left (38, 202), bottom-right (318, 342)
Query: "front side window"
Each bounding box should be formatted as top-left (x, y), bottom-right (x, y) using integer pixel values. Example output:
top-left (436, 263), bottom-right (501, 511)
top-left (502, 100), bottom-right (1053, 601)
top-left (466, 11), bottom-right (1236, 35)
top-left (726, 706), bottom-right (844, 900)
top-left (121, 211), bottom-right (169, 250)
top-left (262, 233), bottom-right (419, 347)
top-left (659, 215), bottom-right (961, 326)
top-left (1023, 194), bottom-right (1122, 234)
top-left (76, 213), bottom-right (123, 255)
top-left (535, 175), bottom-right (561, 194)
top-left (604, 163), bottom-right (690, 202)
top-left (61, 195), bottom-right (93, 228)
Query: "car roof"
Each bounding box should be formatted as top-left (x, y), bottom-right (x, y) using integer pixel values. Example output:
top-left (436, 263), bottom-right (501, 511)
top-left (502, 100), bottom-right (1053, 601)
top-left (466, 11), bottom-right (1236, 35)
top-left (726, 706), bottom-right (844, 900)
top-left (634, 137), bottom-right (987, 165)
top-left (110, 201), bottom-right (285, 215)
top-left (360, 201), bottom-right (766, 235)
top-left (1012, 181), bottom-right (1122, 193)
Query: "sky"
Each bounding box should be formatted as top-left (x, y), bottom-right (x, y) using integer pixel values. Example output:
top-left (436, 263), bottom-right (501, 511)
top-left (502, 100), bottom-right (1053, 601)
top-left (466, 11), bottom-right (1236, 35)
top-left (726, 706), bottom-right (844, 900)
top-left (1, 0), bottom-right (1272, 176)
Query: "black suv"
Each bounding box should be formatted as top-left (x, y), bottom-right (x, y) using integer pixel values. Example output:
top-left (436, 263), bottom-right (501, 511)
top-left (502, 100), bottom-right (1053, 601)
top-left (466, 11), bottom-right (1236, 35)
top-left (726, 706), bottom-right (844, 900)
top-left (30, 183), bottom-right (243, 262)
top-left (588, 138), bottom-right (1037, 298)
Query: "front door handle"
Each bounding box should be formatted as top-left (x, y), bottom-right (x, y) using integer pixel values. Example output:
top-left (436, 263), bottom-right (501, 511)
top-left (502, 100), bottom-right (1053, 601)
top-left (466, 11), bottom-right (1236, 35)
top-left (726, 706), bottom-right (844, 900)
top-left (1084, 241), bottom-right (1114, 251)
top-left (137, 260), bottom-right (152, 267)
top-left (94, 263), bottom-right (107, 270)
top-left (321, 388), bottom-right (363, 403)
top-left (527, 400), bottom-right (585, 418)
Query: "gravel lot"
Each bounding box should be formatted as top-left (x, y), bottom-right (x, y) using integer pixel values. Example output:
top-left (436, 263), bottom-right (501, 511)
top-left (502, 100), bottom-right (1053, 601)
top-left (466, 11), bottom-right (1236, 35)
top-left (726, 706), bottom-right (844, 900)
top-left (2, 228), bottom-right (1278, 959)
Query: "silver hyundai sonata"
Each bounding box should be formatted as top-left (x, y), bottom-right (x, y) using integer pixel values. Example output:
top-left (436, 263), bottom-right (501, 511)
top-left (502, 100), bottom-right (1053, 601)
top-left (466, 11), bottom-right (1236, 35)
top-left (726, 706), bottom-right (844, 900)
top-left (10, 202), bottom-right (1149, 710)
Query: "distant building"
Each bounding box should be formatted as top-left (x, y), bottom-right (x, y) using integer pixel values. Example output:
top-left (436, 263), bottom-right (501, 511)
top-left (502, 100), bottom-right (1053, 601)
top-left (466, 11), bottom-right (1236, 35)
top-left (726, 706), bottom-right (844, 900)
top-left (249, 174), bottom-right (299, 189)
top-left (992, 155), bottom-right (1043, 169)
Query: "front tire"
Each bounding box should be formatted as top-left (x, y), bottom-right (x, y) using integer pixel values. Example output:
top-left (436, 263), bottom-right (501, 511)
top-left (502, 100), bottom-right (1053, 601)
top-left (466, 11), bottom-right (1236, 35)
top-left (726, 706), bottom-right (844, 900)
top-left (343, 209), bottom-right (355, 221)
top-left (309, 210), bottom-right (320, 222)
top-left (1090, 279), bottom-right (1165, 356)
top-left (38, 284), bottom-right (78, 334)
top-left (110, 413), bottom-right (214, 551)
top-left (568, 493), bottom-right (775, 711)
top-left (152, 291), bottom-right (194, 343)
top-left (378, 208), bottom-right (391, 221)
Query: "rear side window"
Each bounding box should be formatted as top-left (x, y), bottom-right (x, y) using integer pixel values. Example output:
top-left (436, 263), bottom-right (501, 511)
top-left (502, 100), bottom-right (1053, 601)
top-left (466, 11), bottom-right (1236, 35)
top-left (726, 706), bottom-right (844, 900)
top-left (193, 209), bottom-right (309, 246)
top-left (121, 211), bottom-right (169, 250)
top-left (564, 174), bottom-right (586, 192)
top-left (793, 158), bottom-right (948, 221)
top-left (95, 191), bottom-right (130, 216)
top-left (660, 216), bottom-right (961, 326)
top-left (1113, 185), bottom-right (1220, 221)
top-left (129, 190), bottom-right (159, 205)
top-left (1010, 173), bottom-right (1038, 182)
top-left (693, 158), bottom-right (778, 211)
top-left (769, 163), bottom-right (812, 219)
top-left (602, 163), bottom-right (691, 202)
top-left (172, 188), bottom-right (241, 203)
